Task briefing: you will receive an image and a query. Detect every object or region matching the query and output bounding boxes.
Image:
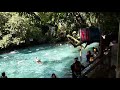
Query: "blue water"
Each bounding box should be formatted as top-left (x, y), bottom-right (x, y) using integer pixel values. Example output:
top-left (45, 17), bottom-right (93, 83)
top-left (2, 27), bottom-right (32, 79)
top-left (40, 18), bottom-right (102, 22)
top-left (0, 43), bottom-right (99, 78)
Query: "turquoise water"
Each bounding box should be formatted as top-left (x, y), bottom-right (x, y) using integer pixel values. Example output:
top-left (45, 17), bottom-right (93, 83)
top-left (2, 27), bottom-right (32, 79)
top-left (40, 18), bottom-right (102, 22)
top-left (0, 43), bottom-right (99, 78)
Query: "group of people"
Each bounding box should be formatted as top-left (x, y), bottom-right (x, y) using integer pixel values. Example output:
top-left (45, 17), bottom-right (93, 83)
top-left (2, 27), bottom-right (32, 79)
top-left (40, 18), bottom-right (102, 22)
top-left (86, 47), bottom-right (99, 63)
top-left (1, 48), bottom-right (99, 79)
top-left (35, 47), bottom-right (99, 78)
top-left (70, 47), bottom-right (99, 78)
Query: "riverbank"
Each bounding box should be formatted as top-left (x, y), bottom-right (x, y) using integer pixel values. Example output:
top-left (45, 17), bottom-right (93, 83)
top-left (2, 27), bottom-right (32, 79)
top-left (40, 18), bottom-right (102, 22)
top-left (0, 41), bottom-right (69, 55)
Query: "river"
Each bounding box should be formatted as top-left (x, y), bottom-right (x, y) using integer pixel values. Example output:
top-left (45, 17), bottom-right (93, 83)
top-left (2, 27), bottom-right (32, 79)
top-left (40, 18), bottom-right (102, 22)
top-left (0, 43), bottom-right (99, 78)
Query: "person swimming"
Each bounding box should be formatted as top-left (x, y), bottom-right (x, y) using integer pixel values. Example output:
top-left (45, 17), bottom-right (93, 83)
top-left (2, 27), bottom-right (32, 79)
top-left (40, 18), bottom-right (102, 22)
top-left (35, 57), bottom-right (42, 64)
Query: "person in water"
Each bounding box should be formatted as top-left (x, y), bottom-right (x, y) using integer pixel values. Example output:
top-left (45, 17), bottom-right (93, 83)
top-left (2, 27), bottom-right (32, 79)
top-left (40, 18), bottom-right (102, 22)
top-left (35, 57), bottom-right (42, 64)
top-left (51, 73), bottom-right (57, 78)
top-left (1, 72), bottom-right (7, 78)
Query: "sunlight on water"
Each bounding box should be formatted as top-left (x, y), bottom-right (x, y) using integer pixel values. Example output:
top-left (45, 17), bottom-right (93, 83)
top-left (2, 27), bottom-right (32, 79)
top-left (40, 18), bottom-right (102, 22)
top-left (0, 43), bottom-right (99, 78)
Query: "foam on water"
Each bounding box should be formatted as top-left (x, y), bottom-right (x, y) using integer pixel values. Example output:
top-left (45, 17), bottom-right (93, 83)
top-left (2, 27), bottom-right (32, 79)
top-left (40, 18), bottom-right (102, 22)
top-left (9, 50), bottom-right (18, 54)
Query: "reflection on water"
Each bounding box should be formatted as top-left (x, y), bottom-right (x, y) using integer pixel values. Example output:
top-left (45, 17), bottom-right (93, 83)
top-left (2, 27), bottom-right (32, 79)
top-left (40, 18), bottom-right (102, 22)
top-left (0, 43), bottom-right (99, 78)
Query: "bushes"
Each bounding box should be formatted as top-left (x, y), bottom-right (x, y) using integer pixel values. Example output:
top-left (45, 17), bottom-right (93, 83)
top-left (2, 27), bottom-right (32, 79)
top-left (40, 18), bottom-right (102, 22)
top-left (0, 12), bottom-right (119, 50)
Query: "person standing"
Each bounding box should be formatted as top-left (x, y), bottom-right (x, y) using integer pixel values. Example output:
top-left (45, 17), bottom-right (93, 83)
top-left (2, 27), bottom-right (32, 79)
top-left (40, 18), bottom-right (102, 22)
top-left (71, 57), bottom-right (85, 78)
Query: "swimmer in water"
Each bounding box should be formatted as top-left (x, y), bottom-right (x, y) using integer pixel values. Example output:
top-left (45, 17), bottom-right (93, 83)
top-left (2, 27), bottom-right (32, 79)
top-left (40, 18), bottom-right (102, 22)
top-left (35, 57), bottom-right (42, 64)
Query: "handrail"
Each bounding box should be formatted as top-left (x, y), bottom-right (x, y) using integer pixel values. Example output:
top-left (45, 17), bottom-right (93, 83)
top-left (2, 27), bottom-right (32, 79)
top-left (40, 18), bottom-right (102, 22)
top-left (67, 46), bottom-right (111, 78)
top-left (81, 47), bottom-right (111, 77)
top-left (81, 56), bottom-right (103, 77)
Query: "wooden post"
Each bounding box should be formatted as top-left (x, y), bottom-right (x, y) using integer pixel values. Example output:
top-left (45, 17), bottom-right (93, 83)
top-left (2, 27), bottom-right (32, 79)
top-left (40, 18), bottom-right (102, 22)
top-left (116, 21), bottom-right (120, 78)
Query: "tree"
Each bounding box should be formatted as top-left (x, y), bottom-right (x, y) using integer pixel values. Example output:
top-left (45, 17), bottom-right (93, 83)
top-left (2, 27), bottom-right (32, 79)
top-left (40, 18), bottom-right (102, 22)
top-left (0, 12), bottom-right (119, 49)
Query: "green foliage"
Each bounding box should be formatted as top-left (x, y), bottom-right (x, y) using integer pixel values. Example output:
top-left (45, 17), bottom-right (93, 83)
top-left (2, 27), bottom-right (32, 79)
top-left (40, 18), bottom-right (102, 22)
top-left (0, 34), bottom-right (12, 48)
top-left (93, 12), bottom-right (120, 34)
top-left (0, 12), bottom-right (119, 49)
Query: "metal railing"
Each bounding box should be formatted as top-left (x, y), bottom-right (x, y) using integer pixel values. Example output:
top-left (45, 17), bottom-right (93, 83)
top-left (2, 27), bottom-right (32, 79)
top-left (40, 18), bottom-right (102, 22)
top-left (81, 47), bottom-right (111, 77)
